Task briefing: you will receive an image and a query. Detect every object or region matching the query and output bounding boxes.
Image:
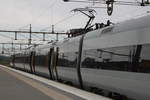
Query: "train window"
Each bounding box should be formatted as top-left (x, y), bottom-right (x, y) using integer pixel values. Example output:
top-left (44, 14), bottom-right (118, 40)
top-left (57, 37), bottom-right (80, 68)
top-left (57, 52), bottom-right (78, 68)
top-left (81, 44), bottom-right (150, 73)
top-left (82, 46), bottom-right (130, 70)
top-left (139, 44), bottom-right (150, 73)
top-left (34, 55), bottom-right (47, 67)
top-left (81, 46), bottom-right (132, 71)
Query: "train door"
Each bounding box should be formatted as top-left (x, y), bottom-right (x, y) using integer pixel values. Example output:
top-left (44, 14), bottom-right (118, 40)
top-left (77, 36), bottom-right (84, 89)
top-left (54, 47), bottom-right (59, 80)
top-left (49, 47), bottom-right (59, 80)
top-left (131, 45), bottom-right (142, 72)
top-left (29, 51), bottom-right (35, 73)
top-left (48, 48), bottom-right (53, 79)
top-left (29, 52), bottom-right (33, 73)
top-left (12, 55), bottom-right (15, 67)
top-left (31, 51), bottom-right (36, 73)
top-left (23, 54), bottom-right (26, 70)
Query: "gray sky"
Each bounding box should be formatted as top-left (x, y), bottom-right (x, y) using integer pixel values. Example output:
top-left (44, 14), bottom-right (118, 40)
top-left (0, 0), bottom-right (150, 53)
top-left (0, 0), bottom-right (150, 30)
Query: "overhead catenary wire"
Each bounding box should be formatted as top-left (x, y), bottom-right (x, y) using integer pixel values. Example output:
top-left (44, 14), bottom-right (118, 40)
top-left (40, 13), bottom-right (78, 31)
top-left (111, 5), bottom-right (150, 23)
top-left (29, 0), bottom-right (58, 25)
top-left (0, 0), bottom-right (60, 52)
top-left (0, 33), bottom-right (14, 40)
top-left (71, 0), bottom-right (150, 6)
top-left (40, 26), bottom-right (52, 31)
top-left (17, 24), bottom-right (30, 30)
top-left (32, 34), bottom-right (42, 40)
top-left (17, 25), bottom-right (46, 41)
top-left (40, 3), bottom-right (96, 32)
top-left (13, 0), bottom-right (58, 41)
top-left (52, 2), bottom-right (96, 26)
top-left (13, 24), bottom-right (30, 39)
top-left (10, 0), bottom-right (57, 35)
top-left (54, 13), bottom-right (78, 26)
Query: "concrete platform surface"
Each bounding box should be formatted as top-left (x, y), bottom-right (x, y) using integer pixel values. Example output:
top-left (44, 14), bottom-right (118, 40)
top-left (0, 65), bottom-right (110, 100)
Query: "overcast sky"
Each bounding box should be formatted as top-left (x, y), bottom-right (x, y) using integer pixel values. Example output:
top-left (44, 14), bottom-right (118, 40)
top-left (0, 0), bottom-right (150, 53)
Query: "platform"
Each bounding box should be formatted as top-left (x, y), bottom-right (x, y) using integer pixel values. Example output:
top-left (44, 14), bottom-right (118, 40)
top-left (0, 65), bottom-right (110, 100)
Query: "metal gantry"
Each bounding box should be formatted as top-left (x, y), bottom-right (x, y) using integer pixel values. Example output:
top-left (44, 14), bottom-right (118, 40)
top-left (0, 26), bottom-right (70, 55)
top-left (0, 29), bottom-right (68, 41)
top-left (63, 0), bottom-right (150, 15)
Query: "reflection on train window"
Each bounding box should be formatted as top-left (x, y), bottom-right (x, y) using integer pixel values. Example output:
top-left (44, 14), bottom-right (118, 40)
top-left (81, 44), bottom-right (150, 73)
top-left (139, 44), bottom-right (150, 73)
top-left (57, 52), bottom-right (78, 68)
top-left (34, 55), bottom-right (48, 67)
top-left (15, 55), bottom-right (30, 64)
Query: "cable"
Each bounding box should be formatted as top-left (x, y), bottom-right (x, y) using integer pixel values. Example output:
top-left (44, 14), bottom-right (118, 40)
top-left (40, 13), bottom-right (77, 31)
top-left (0, 33), bottom-right (14, 40)
top-left (30, 0), bottom-right (58, 25)
top-left (17, 24), bottom-right (30, 30)
top-left (40, 26), bottom-right (52, 31)
top-left (54, 13), bottom-right (78, 26)
top-left (53, 2), bottom-right (96, 26)
top-left (32, 34), bottom-right (43, 40)
top-left (39, 13), bottom-right (77, 34)
top-left (13, 0), bottom-right (57, 34)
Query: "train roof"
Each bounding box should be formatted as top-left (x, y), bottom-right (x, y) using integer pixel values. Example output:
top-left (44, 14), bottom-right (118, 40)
top-left (84, 14), bottom-right (150, 40)
top-left (14, 14), bottom-right (150, 54)
top-left (83, 14), bottom-right (150, 50)
top-left (56, 13), bottom-right (150, 49)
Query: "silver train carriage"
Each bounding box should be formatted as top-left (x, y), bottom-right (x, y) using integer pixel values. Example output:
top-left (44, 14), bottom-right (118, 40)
top-left (11, 14), bottom-right (150, 100)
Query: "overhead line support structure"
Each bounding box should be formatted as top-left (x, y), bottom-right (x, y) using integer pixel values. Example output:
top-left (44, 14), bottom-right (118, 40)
top-left (0, 29), bottom-right (69, 42)
top-left (0, 30), bottom-right (68, 34)
top-left (0, 43), bottom-right (43, 45)
top-left (43, 33), bottom-right (46, 41)
top-left (15, 32), bottom-right (17, 40)
top-left (29, 24), bottom-right (32, 44)
top-left (63, 0), bottom-right (150, 15)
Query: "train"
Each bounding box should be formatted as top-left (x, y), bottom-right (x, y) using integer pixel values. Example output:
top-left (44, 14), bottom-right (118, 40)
top-left (10, 14), bottom-right (150, 100)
